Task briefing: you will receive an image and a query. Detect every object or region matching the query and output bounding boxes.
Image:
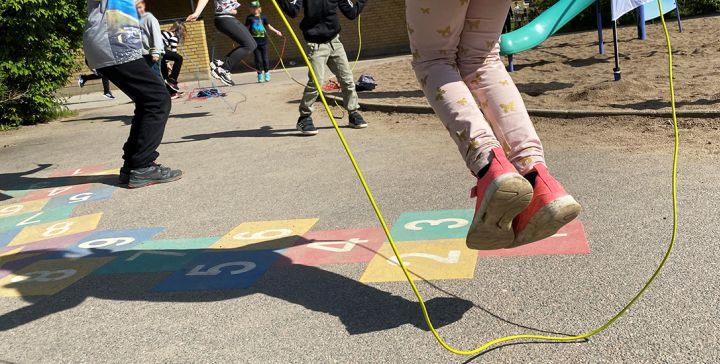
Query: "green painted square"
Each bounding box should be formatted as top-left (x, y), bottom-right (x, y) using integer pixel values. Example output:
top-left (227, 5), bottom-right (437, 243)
top-left (94, 237), bottom-right (219, 274)
top-left (390, 209), bottom-right (474, 242)
top-left (0, 205), bottom-right (75, 233)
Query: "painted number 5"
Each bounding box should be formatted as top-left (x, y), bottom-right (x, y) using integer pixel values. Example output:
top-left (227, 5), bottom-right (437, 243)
top-left (387, 251), bottom-right (461, 267)
top-left (404, 218), bottom-right (468, 231)
top-left (186, 261), bottom-right (256, 276)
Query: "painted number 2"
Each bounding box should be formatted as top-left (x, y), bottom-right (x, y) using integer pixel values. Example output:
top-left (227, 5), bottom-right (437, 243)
top-left (404, 218), bottom-right (468, 231)
top-left (387, 251), bottom-right (461, 267)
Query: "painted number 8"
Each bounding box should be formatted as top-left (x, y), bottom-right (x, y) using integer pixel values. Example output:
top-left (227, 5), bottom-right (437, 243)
top-left (404, 218), bottom-right (468, 231)
top-left (42, 221), bottom-right (75, 238)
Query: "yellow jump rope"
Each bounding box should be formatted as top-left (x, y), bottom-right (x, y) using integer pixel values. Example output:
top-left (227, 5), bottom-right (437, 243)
top-left (269, 0), bottom-right (679, 355)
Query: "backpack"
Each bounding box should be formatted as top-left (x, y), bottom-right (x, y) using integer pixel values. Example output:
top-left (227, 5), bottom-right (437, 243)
top-left (355, 74), bottom-right (377, 92)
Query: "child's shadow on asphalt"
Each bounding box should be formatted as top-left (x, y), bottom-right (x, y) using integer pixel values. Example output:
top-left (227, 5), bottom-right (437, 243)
top-left (0, 236), bottom-right (476, 336)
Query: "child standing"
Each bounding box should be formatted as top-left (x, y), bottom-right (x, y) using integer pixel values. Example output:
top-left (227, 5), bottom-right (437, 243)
top-left (278, 0), bottom-right (368, 135)
top-left (405, 0), bottom-right (580, 249)
top-left (83, 0), bottom-right (181, 188)
top-left (246, 1), bottom-right (282, 83)
top-left (187, 0), bottom-right (257, 86)
top-left (136, 1), bottom-right (164, 79)
top-left (161, 21), bottom-right (187, 97)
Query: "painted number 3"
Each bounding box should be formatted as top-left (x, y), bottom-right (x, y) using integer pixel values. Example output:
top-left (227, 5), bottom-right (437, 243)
top-left (404, 218), bottom-right (468, 231)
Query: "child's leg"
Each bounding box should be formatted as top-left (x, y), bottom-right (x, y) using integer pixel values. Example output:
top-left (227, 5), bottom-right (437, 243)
top-left (101, 76), bottom-right (111, 95)
top-left (253, 47), bottom-right (264, 74)
top-left (299, 42), bottom-right (331, 116)
top-left (214, 17), bottom-right (257, 71)
top-left (406, 0), bottom-right (500, 175)
top-left (326, 36), bottom-right (360, 113)
top-left (261, 43), bottom-right (270, 73)
top-left (458, 0), bottom-right (544, 176)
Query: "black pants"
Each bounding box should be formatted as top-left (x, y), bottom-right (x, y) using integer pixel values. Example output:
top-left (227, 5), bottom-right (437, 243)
top-left (81, 73), bottom-right (111, 94)
top-left (162, 51), bottom-right (183, 81)
top-left (99, 58), bottom-right (171, 170)
top-left (253, 42), bottom-right (270, 73)
top-left (214, 15), bottom-right (257, 71)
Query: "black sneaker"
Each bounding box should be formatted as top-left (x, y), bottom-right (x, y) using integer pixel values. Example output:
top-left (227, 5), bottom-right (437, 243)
top-left (78, 76), bottom-right (86, 88)
top-left (165, 78), bottom-right (180, 92)
top-left (119, 167), bottom-right (131, 185)
top-left (103, 93), bottom-right (115, 100)
top-left (210, 60), bottom-right (234, 86)
top-left (128, 165), bottom-right (183, 189)
top-left (296, 115), bottom-right (318, 136)
top-left (348, 111), bottom-right (368, 129)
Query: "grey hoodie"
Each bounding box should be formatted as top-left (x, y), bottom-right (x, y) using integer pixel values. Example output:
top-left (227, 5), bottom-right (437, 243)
top-left (139, 12), bottom-right (164, 57)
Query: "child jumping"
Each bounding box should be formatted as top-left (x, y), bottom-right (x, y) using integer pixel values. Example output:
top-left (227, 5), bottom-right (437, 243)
top-left (246, 1), bottom-right (282, 83)
top-left (161, 21), bottom-right (187, 96)
top-left (78, 68), bottom-right (114, 100)
top-left (187, 0), bottom-right (257, 86)
top-left (278, 0), bottom-right (368, 135)
top-left (405, 0), bottom-right (581, 249)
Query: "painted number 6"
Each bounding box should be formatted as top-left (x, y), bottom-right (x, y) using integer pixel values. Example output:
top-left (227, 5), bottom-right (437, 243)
top-left (404, 218), bottom-right (468, 231)
top-left (233, 229), bottom-right (293, 240)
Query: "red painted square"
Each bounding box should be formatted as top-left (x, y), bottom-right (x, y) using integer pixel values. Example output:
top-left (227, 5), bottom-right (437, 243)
top-left (21, 184), bottom-right (94, 202)
top-left (49, 164), bottom-right (110, 178)
top-left (278, 228), bottom-right (387, 266)
top-left (477, 220), bottom-right (590, 257)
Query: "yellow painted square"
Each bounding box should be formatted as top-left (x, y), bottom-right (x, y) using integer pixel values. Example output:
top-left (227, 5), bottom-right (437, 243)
top-left (8, 213), bottom-right (103, 246)
top-left (84, 168), bottom-right (120, 176)
top-left (0, 199), bottom-right (49, 219)
top-left (360, 239), bottom-right (478, 283)
top-left (212, 219), bottom-right (318, 250)
top-left (0, 257), bottom-right (113, 297)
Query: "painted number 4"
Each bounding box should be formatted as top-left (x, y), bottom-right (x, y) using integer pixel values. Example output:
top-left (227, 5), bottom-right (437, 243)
top-left (404, 218), bottom-right (468, 231)
top-left (186, 262), bottom-right (256, 276)
top-left (387, 251), bottom-right (461, 267)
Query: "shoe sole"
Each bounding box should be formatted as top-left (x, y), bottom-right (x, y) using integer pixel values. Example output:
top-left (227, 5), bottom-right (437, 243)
top-left (296, 124), bottom-right (319, 136)
top-left (128, 174), bottom-right (183, 189)
top-left (349, 123), bottom-right (368, 129)
top-left (210, 69), bottom-right (233, 86)
top-left (165, 81), bottom-right (180, 92)
top-left (513, 195), bottom-right (581, 246)
top-left (466, 173), bottom-right (534, 250)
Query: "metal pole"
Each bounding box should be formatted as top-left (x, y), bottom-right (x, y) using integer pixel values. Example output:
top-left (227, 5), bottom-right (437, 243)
top-left (637, 6), bottom-right (646, 40)
top-left (507, 54), bottom-right (514, 72)
top-left (675, 0), bottom-right (684, 32)
top-left (596, 0), bottom-right (604, 54)
top-left (190, 0), bottom-right (196, 11)
top-left (612, 20), bottom-right (621, 81)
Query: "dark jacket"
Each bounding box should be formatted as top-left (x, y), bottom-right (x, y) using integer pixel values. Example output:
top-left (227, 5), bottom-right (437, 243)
top-left (278, 0), bottom-right (366, 44)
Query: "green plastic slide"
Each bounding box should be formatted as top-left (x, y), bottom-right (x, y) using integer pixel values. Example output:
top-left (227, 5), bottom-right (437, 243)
top-left (500, 0), bottom-right (597, 56)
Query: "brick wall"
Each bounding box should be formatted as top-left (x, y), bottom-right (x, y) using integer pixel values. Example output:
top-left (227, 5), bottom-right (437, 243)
top-left (63, 18), bottom-right (210, 96)
top-left (150, 0), bottom-right (410, 72)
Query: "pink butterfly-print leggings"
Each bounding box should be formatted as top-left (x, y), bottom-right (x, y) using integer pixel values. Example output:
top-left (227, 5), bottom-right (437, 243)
top-left (406, 0), bottom-right (545, 176)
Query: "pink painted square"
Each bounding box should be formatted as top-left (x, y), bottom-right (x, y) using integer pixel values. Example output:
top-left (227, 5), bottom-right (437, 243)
top-left (21, 184), bottom-right (94, 202)
top-left (278, 228), bottom-right (386, 266)
top-left (478, 219), bottom-right (590, 257)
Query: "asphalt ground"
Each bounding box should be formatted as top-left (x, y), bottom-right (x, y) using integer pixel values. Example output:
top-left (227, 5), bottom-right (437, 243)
top-left (0, 67), bottom-right (718, 363)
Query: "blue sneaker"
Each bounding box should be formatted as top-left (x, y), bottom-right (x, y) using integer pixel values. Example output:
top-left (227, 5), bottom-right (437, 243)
top-left (257, 73), bottom-right (265, 83)
top-left (264, 72), bottom-right (271, 82)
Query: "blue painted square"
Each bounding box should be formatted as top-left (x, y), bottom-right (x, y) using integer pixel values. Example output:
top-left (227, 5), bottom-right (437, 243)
top-left (46, 187), bottom-right (115, 209)
top-left (153, 250), bottom-right (279, 292)
top-left (94, 237), bottom-right (218, 274)
top-left (0, 206), bottom-right (75, 233)
top-left (48, 227), bottom-right (165, 258)
top-left (0, 228), bottom-right (21, 248)
top-left (389, 209), bottom-right (474, 242)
